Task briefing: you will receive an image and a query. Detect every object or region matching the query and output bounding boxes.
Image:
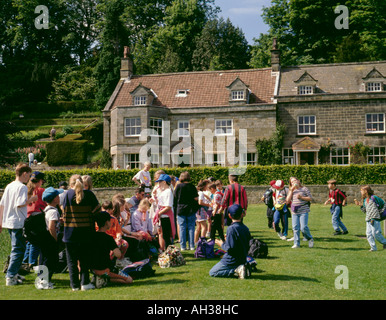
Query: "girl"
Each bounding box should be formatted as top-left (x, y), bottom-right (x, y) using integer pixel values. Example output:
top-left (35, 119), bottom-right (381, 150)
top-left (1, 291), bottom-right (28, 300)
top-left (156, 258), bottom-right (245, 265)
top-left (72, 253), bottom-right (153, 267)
top-left (286, 177), bottom-right (314, 249)
top-left (23, 171), bottom-right (46, 269)
top-left (131, 199), bottom-right (153, 241)
top-left (354, 186), bottom-right (386, 251)
top-left (62, 175), bottom-right (100, 291)
top-left (195, 180), bottom-right (212, 245)
top-left (82, 175), bottom-right (93, 191)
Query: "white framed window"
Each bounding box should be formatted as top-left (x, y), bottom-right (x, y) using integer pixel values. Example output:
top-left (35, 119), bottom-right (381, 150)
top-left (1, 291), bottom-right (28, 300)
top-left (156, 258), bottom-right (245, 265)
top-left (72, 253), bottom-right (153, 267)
top-left (240, 153), bottom-right (257, 166)
top-left (366, 113), bottom-right (385, 133)
top-left (298, 86), bottom-right (313, 95)
top-left (205, 153), bottom-right (226, 166)
top-left (124, 118), bottom-right (141, 136)
top-left (330, 148), bottom-right (350, 165)
top-left (215, 119), bottom-right (233, 136)
top-left (282, 148), bottom-right (295, 164)
top-left (298, 115), bottom-right (316, 135)
top-left (176, 89), bottom-right (189, 97)
top-left (178, 120), bottom-right (190, 137)
top-left (367, 146), bottom-right (386, 164)
top-left (134, 95), bottom-right (147, 106)
top-left (124, 153), bottom-right (140, 169)
top-left (366, 82), bottom-right (382, 92)
top-left (231, 90), bottom-right (245, 101)
top-left (149, 118), bottom-right (163, 137)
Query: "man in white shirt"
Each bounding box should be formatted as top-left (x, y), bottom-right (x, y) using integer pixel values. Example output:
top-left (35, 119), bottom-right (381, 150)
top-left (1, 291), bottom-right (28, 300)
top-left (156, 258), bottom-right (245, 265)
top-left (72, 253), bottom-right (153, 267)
top-left (0, 164), bottom-right (37, 286)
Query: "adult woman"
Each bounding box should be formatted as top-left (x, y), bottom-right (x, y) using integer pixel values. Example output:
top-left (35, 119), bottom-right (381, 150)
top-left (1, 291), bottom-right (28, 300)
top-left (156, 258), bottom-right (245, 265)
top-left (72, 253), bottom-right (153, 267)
top-left (286, 177), bottom-right (314, 249)
top-left (173, 171), bottom-right (198, 251)
top-left (62, 175), bottom-right (100, 291)
top-left (154, 174), bottom-right (175, 251)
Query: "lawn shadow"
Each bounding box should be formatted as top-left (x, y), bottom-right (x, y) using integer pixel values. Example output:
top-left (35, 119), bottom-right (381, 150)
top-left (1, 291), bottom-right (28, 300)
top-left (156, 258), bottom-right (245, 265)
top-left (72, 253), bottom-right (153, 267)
top-left (252, 273), bottom-right (321, 283)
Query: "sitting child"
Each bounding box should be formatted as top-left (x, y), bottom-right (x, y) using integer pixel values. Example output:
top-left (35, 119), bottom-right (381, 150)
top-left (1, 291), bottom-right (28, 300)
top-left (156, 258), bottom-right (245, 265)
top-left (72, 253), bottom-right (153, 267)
top-left (131, 199), bottom-right (154, 241)
top-left (91, 211), bottom-right (133, 288)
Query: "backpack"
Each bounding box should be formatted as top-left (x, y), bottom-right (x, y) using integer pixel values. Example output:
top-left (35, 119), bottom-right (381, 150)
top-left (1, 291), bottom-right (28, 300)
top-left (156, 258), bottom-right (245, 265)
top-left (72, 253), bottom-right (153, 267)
top-left (23, 209), bottom-right (51, 245)
top-left (370, 195), bottom-right (386, 221)
top-left (158, 245), bottom-right (186, 268)
top-left (119, 258), bottom-right (155, 279)
top-left (248, 238), bottom-right (268, 259)
top-left (194, 237), bottom-right (215, 259)
top-left (263, 188), bottom-right (274, 208)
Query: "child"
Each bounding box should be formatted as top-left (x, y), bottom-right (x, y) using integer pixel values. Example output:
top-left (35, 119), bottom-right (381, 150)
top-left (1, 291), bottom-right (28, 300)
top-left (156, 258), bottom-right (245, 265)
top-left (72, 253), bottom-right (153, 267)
top-left (261, 182), bottom-right (275, 229)
top-left (270, 180), bottom-right (290, 240)
top-left (324, 179), bottom-right (348, 235)
top-left (91, 211), bottom-right (133, 288)
top-left (131, 199), bottom-right (154, 241)
top-left (132, 161), bottom-right (152, 197)
top-left (81, 175), bottom-right (93, 191)
top-left (209, 204), bottom-right (251, 279)
top-left (195, 180), bottom-right (211, 245)
top-left (101, 200), bottom-right (128, 260)
top-left (37, 187), bottom-right (64, 289)
top-left (208, 183), bottom-right (225, 242)
top-left (0, 164), bottom-right (36, 286)
top-left (354, 186), bottom-right (386, 251)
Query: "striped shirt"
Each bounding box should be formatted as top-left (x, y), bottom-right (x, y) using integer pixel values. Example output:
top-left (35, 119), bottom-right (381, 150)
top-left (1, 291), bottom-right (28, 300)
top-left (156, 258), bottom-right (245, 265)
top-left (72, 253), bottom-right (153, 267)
top-left (361, 197), bottom-right (382, 221)
top-left (221, 183), bottom-right (248, 211)
top-left (328, 188), bottom-right (346, 206)
top-left (290, 187), bottom-right (312, 214)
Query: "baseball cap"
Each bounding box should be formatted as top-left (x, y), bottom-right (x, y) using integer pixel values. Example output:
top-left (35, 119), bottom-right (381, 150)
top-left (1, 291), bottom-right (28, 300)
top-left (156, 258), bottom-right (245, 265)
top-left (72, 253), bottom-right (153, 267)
top-left (31, 171), bottom-right (45, 183)
top-left (270, 180), bottom-right (284, 190)
top-left (155, 174), bottom-right (171, 184)
top-left (42, 187), bottom-right (64, 203)
top-left (227, 204), bottom-right (244, 219)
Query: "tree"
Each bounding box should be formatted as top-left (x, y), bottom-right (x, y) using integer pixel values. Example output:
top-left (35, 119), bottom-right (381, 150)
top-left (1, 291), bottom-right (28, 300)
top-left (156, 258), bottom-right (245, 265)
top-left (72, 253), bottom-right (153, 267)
top-left (192, 18), bottom-right (250, 71)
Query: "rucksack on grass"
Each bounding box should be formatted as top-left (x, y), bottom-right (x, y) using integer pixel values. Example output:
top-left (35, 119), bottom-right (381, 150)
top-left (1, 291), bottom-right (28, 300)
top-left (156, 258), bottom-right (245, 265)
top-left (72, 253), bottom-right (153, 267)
top-left (194, 237), bottom-right (215, 259)
top-left (248, 238), bottom-right (268, 259)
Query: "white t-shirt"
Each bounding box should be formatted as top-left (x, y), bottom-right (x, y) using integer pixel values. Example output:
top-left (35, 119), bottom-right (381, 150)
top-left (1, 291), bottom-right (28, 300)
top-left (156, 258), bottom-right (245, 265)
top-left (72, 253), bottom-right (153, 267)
top-left (134, 170), bottom-right (151, 193)
top-left (44, 205), bottom-right (60, 234)
top-left (0, 180), bottom-right (28, 229)
top-left (157, 188), bottom-right (173, 208)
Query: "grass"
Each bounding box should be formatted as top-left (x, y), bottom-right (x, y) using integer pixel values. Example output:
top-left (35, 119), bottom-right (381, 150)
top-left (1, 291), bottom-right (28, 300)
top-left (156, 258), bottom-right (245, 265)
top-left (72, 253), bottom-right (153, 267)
top-left (0, 204), bottom-right (384, 300)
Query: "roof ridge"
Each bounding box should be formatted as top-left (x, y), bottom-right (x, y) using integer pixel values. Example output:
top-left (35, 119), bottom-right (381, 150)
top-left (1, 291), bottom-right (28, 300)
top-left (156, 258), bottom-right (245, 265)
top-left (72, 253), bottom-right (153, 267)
top-left (283, 60), bottom-right (386, 69)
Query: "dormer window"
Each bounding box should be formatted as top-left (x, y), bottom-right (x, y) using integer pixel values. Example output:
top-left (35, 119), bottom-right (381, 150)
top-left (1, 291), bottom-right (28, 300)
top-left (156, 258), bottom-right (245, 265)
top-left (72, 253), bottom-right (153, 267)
top-left (176, 89), bottom-right (189, 97)
top-left (294, 71), bottom-right (318, 95)
top-left (366, 82), bottom-right (382, 92)
top-left (226, 77), bottom-right (249, 105)
top-left (130, 84), bottom-right (156, 106)
top-left (134, 95), bottom-right (147, 106)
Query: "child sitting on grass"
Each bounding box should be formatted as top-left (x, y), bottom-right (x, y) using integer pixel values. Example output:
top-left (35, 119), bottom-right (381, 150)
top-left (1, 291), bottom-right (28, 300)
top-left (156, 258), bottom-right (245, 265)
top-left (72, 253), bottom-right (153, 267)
top-left (91, 211), bottom-right (133, 288)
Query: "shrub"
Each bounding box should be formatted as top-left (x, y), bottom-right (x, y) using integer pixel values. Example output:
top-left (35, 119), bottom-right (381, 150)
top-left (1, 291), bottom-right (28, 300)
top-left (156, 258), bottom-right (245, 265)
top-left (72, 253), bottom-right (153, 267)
top-left (46, 137), bottom-right (89, 166)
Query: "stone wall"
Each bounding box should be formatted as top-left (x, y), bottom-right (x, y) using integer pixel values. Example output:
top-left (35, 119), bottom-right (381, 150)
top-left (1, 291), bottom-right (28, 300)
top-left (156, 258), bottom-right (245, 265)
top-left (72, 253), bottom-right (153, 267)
top-left (2, 184), bottom-right (383, 205)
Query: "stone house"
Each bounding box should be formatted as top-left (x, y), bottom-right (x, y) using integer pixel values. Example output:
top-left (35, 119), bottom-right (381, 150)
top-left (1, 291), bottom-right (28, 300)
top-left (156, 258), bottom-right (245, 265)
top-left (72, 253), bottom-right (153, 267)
top-left (103, 44), bottom-right (386, 169)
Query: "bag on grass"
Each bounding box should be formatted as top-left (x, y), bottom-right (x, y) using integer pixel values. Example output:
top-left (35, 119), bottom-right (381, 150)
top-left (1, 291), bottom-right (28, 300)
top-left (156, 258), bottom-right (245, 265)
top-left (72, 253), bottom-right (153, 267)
top-left (120, 258), bottom-right (155, 279)
top-left (158, 245), bottom-right (186, 268)
top-left (248, 238), bottom-right (268, 259)
top-left (194, 237), bottom-right (215, 259)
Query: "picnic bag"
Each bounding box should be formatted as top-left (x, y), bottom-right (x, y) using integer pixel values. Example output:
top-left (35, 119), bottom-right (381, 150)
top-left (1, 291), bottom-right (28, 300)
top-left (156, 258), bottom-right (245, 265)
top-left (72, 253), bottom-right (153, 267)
top-left (23, 209), bottom-right (52, 245)
top-left (248, 238), bottom-right (268, 259)
top-left (158, 245), bottom-right (186, 268)
top-left (370, 195), bottom-right (386, 221)
top-left (194, 237), bottom-right (215, 259)
top-left (119, 258), bottom-right (155, 279)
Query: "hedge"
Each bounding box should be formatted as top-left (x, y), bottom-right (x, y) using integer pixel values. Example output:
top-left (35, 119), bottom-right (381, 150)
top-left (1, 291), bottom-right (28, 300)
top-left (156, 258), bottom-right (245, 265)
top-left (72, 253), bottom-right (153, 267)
top-left (0, 164), bottom-right (385, 189)
top-left (46, 137), bottom-right (89, 166)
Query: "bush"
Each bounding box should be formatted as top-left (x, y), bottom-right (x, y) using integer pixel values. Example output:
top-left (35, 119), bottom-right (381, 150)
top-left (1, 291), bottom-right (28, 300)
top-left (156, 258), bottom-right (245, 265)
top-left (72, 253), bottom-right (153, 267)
top-left (46, 137), bottom-right (89, 166)
top-left (1, 164), bottom-right (385, 189)
top-left (79, 121), bottom-right (103, 149)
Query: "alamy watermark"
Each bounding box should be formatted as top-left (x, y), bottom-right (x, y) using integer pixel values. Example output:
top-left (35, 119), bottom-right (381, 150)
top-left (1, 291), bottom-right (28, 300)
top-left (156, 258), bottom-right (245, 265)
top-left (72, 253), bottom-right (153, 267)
top-left (34, 5), bottom-right (49, 29)
top-left (334, 5), bottom-right (349, 30)
top-left (335, 265), bottom-right (349, 289)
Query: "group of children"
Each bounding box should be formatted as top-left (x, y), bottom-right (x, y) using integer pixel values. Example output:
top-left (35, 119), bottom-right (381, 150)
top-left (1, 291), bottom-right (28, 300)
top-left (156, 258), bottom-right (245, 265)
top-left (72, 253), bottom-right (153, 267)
top-left (1, 163), bottom-right (386, 290)
top-left (263, 177), bottom-right (386, 251)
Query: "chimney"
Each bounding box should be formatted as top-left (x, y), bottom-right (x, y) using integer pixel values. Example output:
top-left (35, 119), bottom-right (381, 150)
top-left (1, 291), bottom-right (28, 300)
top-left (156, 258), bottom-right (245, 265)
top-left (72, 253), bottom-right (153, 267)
top-left (271, 38), bottom-right (280, 72)
top-left (120, 46), bottom-right (133, 79)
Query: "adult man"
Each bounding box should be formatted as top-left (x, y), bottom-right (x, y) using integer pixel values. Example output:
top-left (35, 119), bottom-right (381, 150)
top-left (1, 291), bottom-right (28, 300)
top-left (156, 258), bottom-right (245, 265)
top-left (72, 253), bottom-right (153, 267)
top-left (219, 174), bottom-right (248, 226)
top-left (125, 187), bottom-right (145, 214)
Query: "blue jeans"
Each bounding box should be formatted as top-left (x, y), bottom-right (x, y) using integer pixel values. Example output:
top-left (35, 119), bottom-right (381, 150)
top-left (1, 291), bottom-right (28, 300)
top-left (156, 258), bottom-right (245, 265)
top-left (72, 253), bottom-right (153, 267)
top-left (23, 242), bottom-right (41, 265)
top-left (6, 229), bottom-right (26, 278)
top-left (177, 214), bottom-right (196, 249)
top-left (273, 206), bottom-right (289, 236)
top-left (366, 220), bottom-right (386, 251)
top-left (331, 205), bottom-right (347, 232)
top-left (209, 261), bottom-right (238, 278)
top-left (292, 212), bottom-right (313, 246)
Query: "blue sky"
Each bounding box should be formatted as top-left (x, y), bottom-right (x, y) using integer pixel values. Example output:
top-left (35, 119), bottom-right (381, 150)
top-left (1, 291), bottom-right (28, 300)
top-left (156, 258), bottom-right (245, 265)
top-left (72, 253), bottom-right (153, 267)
top-left (216, 0), bottom-right (271, 45)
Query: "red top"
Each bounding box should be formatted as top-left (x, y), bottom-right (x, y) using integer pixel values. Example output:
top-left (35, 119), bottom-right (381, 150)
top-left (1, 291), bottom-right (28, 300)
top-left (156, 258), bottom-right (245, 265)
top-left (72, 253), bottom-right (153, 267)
top-left (27, 187), bottom-right (46, 217)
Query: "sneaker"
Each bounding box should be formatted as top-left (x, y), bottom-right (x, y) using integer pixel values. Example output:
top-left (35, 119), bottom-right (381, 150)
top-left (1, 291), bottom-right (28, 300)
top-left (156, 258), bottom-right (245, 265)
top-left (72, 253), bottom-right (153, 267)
top-left (287, 237), bottom-right (294, 242)
top-left (334, 231), bottom-right (342, 235)
top-left (81, 283), bottom-right (95, 291)
top-left (6, 277), bottom-right (18, 286)
top-left (234, 264), bottom-right (246, 279)
top-left (369, 248), bottom-right (377, 252)
top-left (95, 276), bottom-right (108, 289)
top-left (72, 287), bottom-right (80, 291)
top-left (302, 238), bottom-right (308, 241)
top-left (308, 238), bottom-right (314, 248)
top-left (280, 235), bottom-right (287, 240)
top-left (36, 279), bottom-right (54, 290)
top-left (189, 247), bottom-right (195, 251)
top-left (342, 230), bottom-right (349, 235)
top-left (15, 274), bottom-right (25, 283)
top-left (291, 245), bottom-right (300, 249)
top-left (277, 232), bottom-right (284, 239)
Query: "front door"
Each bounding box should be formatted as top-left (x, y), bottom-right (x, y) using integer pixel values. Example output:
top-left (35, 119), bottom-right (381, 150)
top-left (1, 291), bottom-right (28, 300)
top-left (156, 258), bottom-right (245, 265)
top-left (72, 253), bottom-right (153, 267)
top-left (299, 152), bottom-right (316, 165)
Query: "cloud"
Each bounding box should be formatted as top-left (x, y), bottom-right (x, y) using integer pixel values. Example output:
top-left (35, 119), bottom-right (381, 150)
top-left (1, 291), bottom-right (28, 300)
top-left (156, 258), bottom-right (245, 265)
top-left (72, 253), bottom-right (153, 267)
top-left (228, 6), bottom-right (262, 15)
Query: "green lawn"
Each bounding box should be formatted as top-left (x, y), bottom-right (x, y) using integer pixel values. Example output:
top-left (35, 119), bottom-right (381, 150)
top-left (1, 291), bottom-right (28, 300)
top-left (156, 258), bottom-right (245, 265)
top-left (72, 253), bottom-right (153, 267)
top-left (0, 204), bottom-right (384, 300)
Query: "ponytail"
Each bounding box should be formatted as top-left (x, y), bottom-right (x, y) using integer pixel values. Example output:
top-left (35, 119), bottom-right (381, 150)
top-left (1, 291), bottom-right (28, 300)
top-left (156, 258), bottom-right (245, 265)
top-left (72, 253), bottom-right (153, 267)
top-left (69, 175), bottom-right (84, 204)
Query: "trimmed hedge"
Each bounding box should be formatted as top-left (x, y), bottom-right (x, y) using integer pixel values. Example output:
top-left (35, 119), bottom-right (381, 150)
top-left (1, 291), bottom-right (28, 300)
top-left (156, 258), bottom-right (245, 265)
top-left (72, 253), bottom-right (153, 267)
top-left (46, 137), bottom-right (89, 166)
top-left (0, 164), bottom-right (385, 189)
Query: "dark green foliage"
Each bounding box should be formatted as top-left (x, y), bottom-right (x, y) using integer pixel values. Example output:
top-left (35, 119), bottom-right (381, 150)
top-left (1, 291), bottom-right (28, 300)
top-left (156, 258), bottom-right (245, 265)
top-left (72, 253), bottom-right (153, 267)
top-left (46, 137), bottom-right (89, 166)
top-left (79, 121), bottom-right (104, 149)
top-left (255, 124), bottom-right (286, 165)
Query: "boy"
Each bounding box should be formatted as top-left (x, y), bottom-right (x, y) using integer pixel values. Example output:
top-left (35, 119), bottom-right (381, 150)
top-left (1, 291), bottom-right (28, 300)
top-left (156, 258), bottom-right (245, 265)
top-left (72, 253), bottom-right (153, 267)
top-left (324, 179), bottom-right (348, 235)
top-left (208, 183), bottom-right (224, 242)
top-left (0, 164), bottom-right (37, 286)
top-left (37, 187), bottom-right (64, 289)
top-left (271, 180), bottom-right (290, 240)
top-left (132, 161), bottom-right (152, 197)
top-left (209, 204), bottom-right (251, 279)
top-left (91, 211), bottom-right (133, 288)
